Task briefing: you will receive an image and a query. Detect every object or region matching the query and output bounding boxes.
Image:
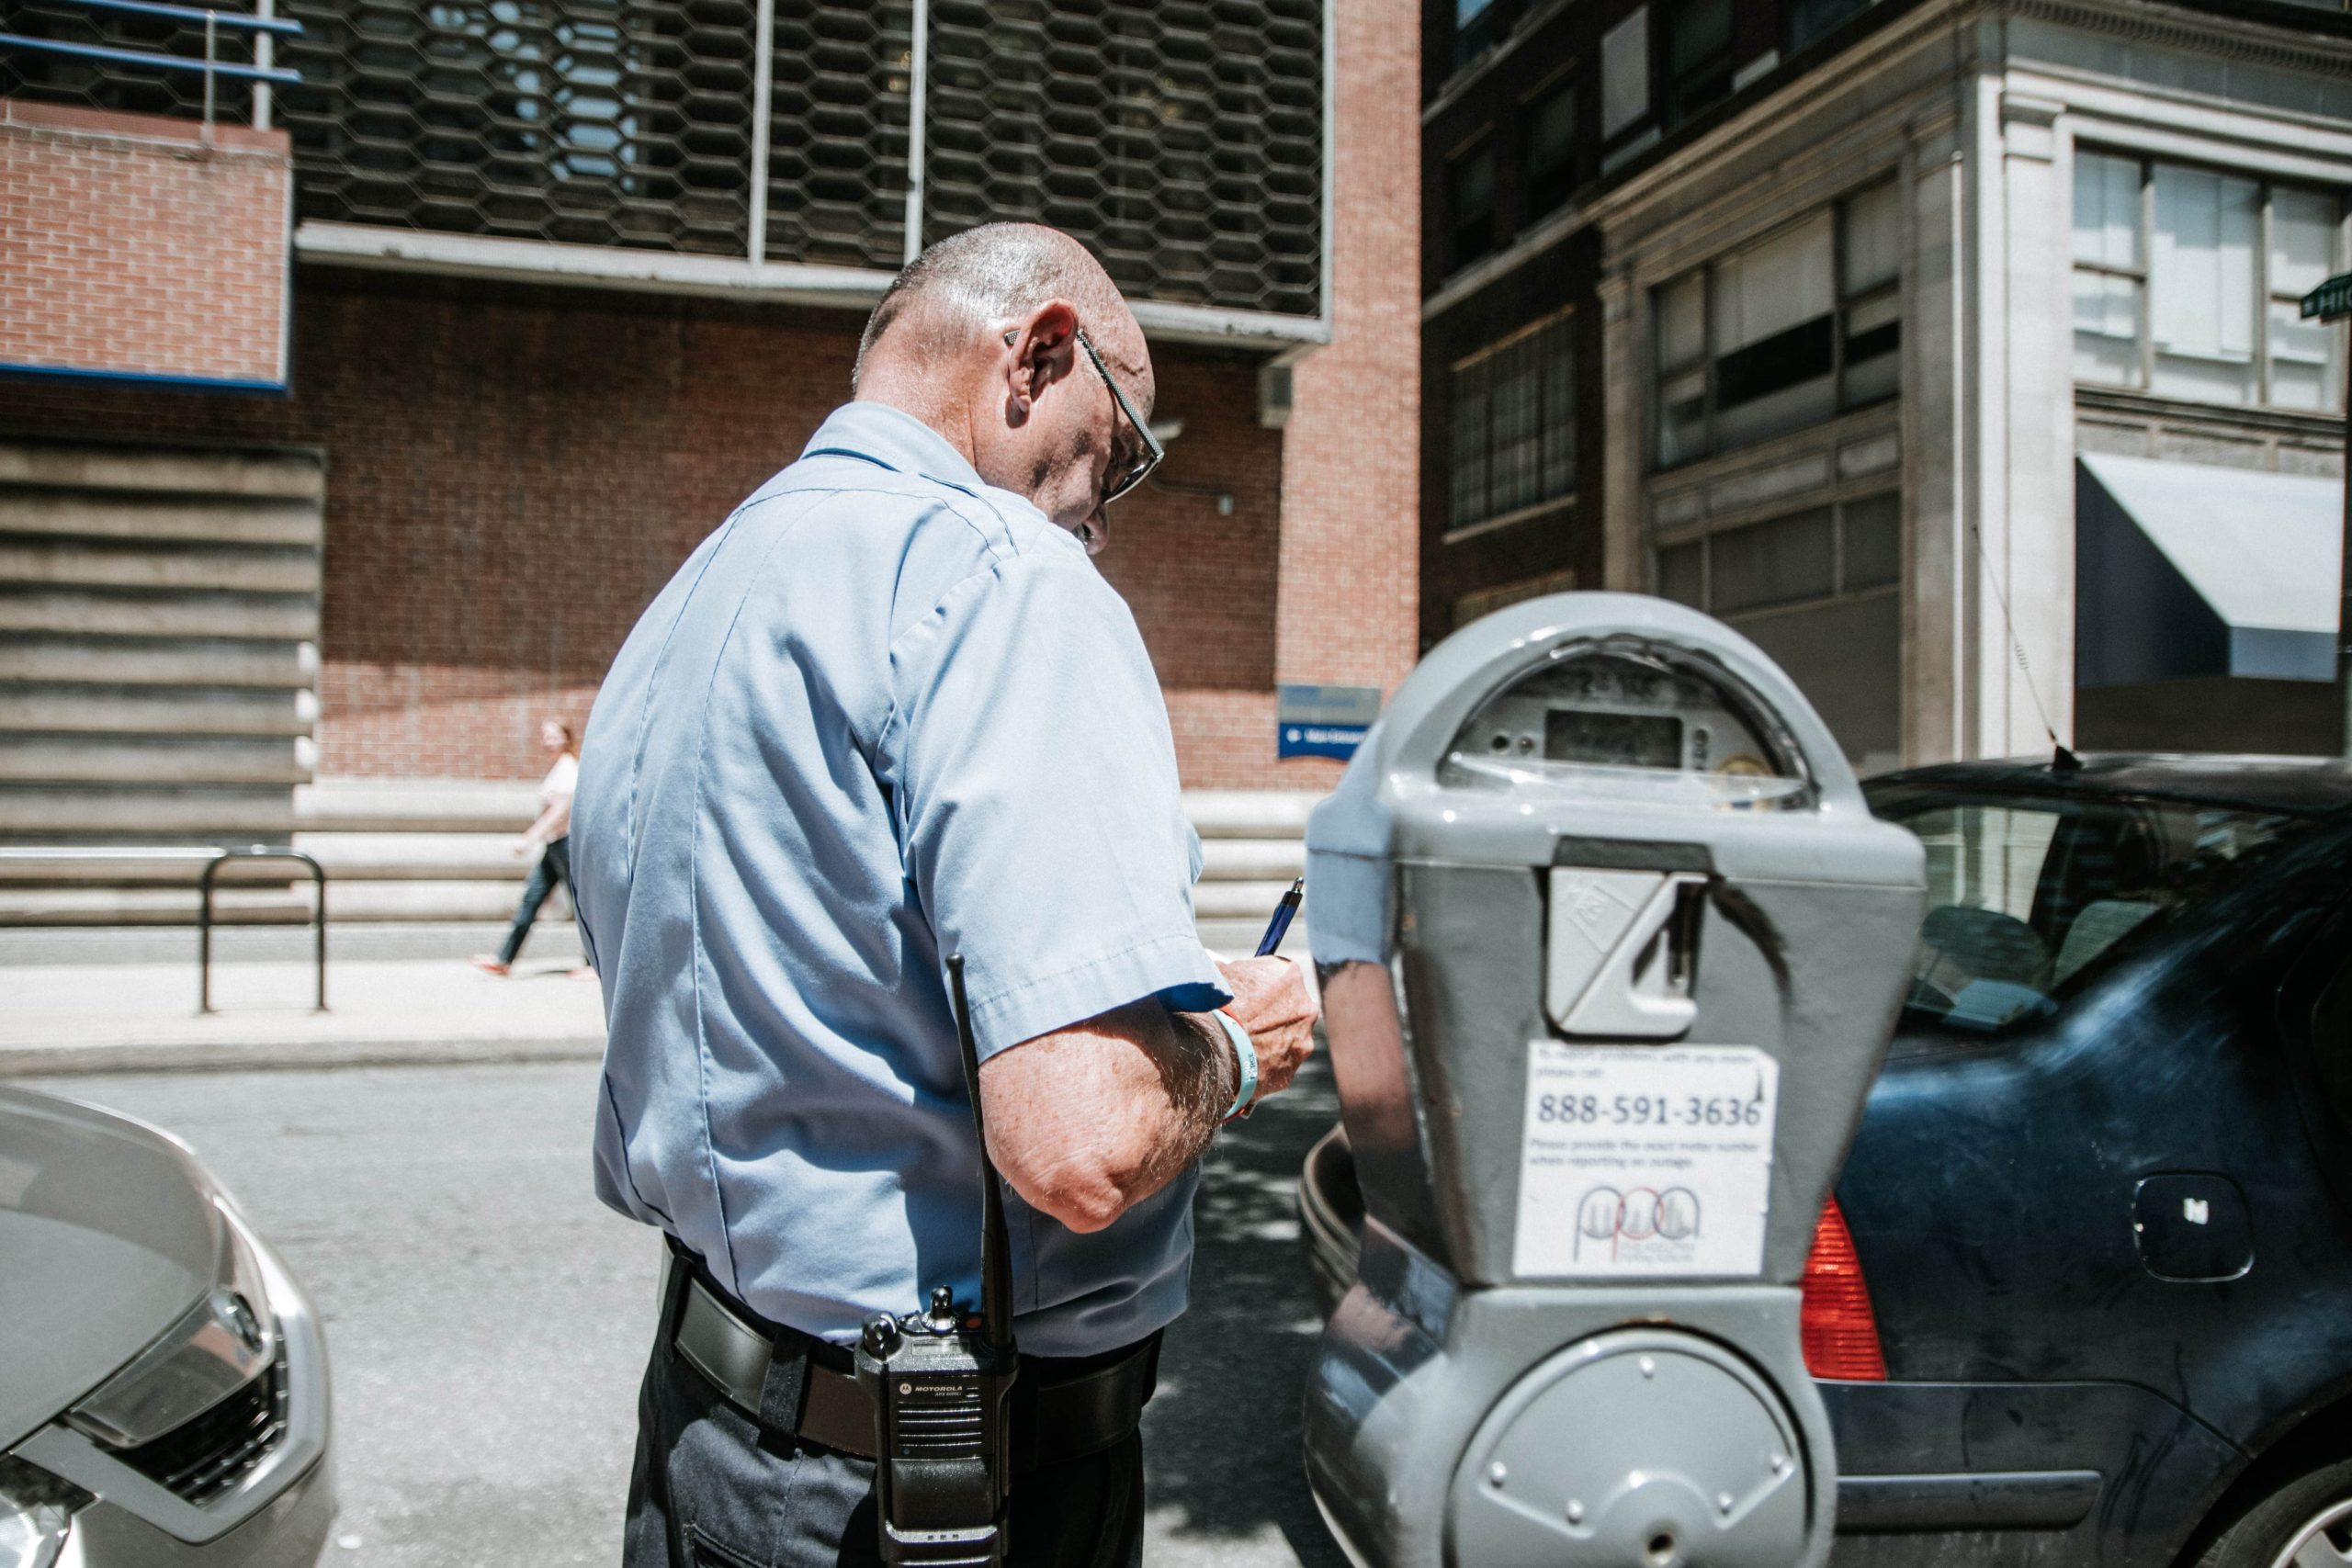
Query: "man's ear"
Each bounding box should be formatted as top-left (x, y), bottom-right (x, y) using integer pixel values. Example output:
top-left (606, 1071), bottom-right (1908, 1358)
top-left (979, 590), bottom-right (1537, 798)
top-left (1003, 299), bottom-right (1080, 419)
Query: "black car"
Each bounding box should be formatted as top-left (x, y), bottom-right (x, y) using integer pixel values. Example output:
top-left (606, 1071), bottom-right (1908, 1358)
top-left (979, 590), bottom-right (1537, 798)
top-left (1298, 754), bottom-right (2352, 1568)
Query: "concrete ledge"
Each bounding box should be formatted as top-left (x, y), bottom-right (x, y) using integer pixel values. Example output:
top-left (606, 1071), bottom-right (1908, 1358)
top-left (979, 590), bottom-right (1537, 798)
top-left (0, 887), bottom-right (312, 924)
top-left (0, 541), bottom-right (322, 595)
top-left (292, 778), bottom-right (1325, 835)
top-left (0, 590), bottom-right (320, 640)
top-left (1193, 878), bottom-right (1304, 919)
top-left (296, 778), bottom-right (543, 833)
top-left (0, 1032), bottom-right (605, 1077)
top-left (323, 880), bottom-right (568, 921)
top-left (0, 637), bottom-right (318, 690)
top-left (1185, 791), bottom-right (1319, 837)
top-left (0, 444), bottom-right (323, 502)
top-left (0, 492), bottom-right (323, 547)
top-left (0, 957), bottom-right (606, 1077)
top-left (0, 685), bottom-right (317, 738)
top-left (0, 735), bottom-right (315, 786)
top-left (0, 786), bottom-right (299, 836)
top-left (0, 779), bottom-right (1323, 926)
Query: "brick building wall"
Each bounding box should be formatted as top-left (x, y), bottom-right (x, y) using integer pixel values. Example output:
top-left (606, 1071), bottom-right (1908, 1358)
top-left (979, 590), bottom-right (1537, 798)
top-left (0, 101), bottom-right (289, 386)
top-left (0, 0), bottom-right (1420, 792)
top-left (0, 273), bottom-right (1310, 784)
top-left (1270, 0), bottom-right (1424, 787)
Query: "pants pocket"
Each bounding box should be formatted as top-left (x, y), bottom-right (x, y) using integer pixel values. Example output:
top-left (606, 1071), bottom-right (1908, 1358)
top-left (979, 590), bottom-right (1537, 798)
top-left (685, 1523), bottom-right (769, 1568)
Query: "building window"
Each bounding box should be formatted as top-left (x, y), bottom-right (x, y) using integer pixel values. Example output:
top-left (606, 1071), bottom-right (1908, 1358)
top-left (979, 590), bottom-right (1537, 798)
top-left (1789, 0), bottom-right (1871, 52)
top-left (1524, 82), bottom-right (1577, 223)
top-left (1454, 0), bottom-right (1498, 71)
top-left (1662, 0), bottom-right (1733, 127)
top-left (1449, 141), bottom-right (1498, 271)
top-left (1454, 568), bottom-right (1579, 630)
top-left (1654, 491), bottom-right (1904, 770)
top-left (1450, 315), bottom-right (1576, 531)
top-left (1653, 182), bottom-right (1902, 468)
top-left (1600, 7), bottom-right (1650, 140)
top-left (2072, 150), bottom-right (2346, 414)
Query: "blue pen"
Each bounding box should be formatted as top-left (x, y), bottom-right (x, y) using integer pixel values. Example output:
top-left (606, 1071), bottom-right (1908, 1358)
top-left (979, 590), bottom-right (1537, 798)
top-left (1255, 876), bottom-right (1305, 957)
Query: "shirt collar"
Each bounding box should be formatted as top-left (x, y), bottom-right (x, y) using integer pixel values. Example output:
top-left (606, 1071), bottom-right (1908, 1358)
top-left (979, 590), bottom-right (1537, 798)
top-left (800, 401), bottom-right (987, 496)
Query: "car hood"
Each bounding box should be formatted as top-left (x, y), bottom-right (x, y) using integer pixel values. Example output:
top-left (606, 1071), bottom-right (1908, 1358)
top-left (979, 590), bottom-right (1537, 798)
top-left (0, 1088), bottom-right (220, 1451)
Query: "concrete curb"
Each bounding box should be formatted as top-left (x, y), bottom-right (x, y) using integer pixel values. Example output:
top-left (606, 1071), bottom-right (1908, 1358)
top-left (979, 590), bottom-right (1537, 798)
top-left (0, 1032), bottom-right (606, 1077)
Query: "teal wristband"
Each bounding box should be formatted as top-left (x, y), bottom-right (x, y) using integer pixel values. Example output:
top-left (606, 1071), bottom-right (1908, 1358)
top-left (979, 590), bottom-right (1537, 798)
top-left (1214, 1010), bottom-right (1259, 1122)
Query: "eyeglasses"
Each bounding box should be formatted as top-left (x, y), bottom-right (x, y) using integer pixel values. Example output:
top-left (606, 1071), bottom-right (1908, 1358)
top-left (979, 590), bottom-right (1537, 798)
top-left (1073, 326), bottom-right (1164, 508)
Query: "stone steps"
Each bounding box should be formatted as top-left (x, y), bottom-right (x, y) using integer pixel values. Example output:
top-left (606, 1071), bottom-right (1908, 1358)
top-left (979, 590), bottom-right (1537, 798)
top-left (0, 437), bottom-right (326, 865)
top-left (0, 776), bottom-right (1317, 927)
top-left (0, 686), bottom-right (319, 737)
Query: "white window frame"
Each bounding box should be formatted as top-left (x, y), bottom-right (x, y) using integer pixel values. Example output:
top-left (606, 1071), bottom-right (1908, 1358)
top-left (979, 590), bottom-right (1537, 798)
top-left (1446, 309), bottom-right (1578, 538)
top-left (1649, 180), bottom-right (1903, 471)
top-left (2070, 146), bottom-right (2348, 413)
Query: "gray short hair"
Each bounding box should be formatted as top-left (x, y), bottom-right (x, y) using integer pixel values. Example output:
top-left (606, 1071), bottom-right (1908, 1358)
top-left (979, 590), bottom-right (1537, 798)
top-left (853, 223), bottom-right (1124, 389)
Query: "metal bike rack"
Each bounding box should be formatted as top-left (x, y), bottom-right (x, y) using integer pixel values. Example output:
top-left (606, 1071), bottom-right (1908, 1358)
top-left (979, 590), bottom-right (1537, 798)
top-left (199, 847), bottom-right (327, 1014)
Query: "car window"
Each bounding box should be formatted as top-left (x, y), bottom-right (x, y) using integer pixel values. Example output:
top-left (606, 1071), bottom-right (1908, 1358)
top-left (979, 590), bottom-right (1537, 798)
top-left (1866, 784), bottom-right (2313, 1034)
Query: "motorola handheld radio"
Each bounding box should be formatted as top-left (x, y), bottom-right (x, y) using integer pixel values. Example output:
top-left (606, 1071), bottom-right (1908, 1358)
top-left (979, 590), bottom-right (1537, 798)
top-left (854, 953), bottom-right (1019, 1567)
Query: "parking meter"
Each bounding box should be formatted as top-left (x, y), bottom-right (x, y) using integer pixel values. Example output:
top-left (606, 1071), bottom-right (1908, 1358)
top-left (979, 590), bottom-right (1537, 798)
top-left (1301, 593), bottom-right (1923, 1568)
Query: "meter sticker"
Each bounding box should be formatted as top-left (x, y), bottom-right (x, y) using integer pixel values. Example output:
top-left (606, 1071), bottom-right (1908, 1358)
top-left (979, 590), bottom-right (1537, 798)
top-left (1513, 1043), bottom-right (1778, 1279)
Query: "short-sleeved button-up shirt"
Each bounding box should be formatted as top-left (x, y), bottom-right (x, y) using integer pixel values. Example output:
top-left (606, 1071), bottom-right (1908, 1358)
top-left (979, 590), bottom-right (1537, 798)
top-left (572, 401), bottom-right (1229, 1358)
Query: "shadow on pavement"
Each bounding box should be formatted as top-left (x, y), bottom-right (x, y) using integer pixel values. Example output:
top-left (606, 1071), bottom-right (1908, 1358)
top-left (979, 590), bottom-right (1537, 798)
top-left (1143, 1049), bottom-right (1350, 1567)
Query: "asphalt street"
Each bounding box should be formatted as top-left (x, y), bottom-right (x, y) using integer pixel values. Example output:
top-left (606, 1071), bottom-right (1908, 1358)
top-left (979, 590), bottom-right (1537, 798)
top-left (29, 1054), bottom-right (1351, 1568)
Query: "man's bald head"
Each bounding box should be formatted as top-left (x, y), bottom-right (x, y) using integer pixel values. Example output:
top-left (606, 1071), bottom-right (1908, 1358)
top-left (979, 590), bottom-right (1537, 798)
top-left (853, 223), bottom-right (1144, 398)
top-left (850, 223), bottom-right (1158, 554)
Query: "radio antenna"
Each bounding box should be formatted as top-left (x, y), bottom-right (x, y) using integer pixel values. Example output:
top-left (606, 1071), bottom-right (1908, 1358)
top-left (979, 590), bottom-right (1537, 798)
top-left (946, 954), bottom-right (1014, 1355)
top-left (1966, 514), bottom-right (2069, 764)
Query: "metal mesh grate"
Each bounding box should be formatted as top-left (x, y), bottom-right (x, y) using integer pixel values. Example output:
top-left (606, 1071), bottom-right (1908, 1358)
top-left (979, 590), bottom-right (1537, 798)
top-left (922, 1), bottom-right (1323, 318)
top-left (0, 0), bottom-right (260, 125)
top-left (275, 0), bottom-right (759, 254)
top-left (4, 0), bottom-right (1326, 317)
top-left (764, 0), bottom-right (911, 269)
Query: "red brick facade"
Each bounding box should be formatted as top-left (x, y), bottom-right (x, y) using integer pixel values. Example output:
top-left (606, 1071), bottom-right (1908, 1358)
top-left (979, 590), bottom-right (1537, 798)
top-left (0, 0), bottom-right (1417, 790)
top-left (1, 101), bottom-right (290, 387)
top-left (1275, 0), bottom-right (1425, 788)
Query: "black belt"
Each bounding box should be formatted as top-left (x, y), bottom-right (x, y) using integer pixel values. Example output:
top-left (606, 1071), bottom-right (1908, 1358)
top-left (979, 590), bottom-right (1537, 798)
top-left (662, 1242), bottom-right (1159, 1471)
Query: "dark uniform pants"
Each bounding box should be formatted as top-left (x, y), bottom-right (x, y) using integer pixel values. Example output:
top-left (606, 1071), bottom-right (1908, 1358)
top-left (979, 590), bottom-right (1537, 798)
top-left (623, 1323), bottom-right (1148, 1568)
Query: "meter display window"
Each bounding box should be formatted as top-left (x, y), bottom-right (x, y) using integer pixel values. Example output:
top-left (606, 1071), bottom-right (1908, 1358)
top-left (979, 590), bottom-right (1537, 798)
top-left (1442, 641), bottom-right (1812, 808)
top-left (1544, 708), bottom-right (1681, 769)
top-left (1866, 782), bottom-right (2319, 1040)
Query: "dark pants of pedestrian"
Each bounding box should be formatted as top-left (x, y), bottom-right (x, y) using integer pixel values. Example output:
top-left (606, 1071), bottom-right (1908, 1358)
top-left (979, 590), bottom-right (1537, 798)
top-left (625, 1266), bottom-right (1150, 1568)
top-left (496, 835), bottom-right (571, 966)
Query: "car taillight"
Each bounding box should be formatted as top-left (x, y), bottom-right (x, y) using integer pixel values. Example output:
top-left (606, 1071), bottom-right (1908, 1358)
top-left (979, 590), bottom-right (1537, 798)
top-left (1801, 1196), bottom-right (1886, 1381)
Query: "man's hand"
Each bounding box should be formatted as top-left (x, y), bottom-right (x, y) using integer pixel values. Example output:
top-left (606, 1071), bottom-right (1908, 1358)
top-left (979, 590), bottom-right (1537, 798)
top-left (1211, 956), bottom-right (1318, 1103)
top-left (976, 957), bottom-right (1318, 1235)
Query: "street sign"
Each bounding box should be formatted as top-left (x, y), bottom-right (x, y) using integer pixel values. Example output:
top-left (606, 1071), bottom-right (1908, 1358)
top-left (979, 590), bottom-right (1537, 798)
top-left (2303, 272), bottom-right (2352, 322)
top-left (1278, 683), bottom-right (1381, 760)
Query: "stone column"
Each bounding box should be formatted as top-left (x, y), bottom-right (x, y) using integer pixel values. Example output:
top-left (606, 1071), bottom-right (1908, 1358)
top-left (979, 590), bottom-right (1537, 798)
top-left (1904, 100), bottom-right (1969, 764)
top-left (1989, 89), bottom-right (2077, 754)
top-left (1597, 264), bottom-right (1645, 592)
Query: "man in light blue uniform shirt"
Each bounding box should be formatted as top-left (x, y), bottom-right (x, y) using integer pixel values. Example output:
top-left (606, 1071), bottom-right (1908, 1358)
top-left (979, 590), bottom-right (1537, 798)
top-left (571, 223), bottom-right (1317, 1568)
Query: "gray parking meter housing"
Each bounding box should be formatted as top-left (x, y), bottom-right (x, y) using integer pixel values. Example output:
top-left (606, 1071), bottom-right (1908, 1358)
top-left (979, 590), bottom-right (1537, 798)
top-left (1301, 593), bottom-right (1923, 1568)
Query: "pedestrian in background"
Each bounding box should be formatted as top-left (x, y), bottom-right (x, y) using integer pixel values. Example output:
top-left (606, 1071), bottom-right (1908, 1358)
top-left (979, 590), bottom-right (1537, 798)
top-left (471, 717), bottom-right (579, 976)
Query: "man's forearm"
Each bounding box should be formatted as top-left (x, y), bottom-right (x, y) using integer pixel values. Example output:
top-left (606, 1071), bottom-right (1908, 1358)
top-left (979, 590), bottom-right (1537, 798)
top-left (1127, 1007), bottom-right (1238, 1192)
top-left (978, 999), bottom-right (1237, 1235)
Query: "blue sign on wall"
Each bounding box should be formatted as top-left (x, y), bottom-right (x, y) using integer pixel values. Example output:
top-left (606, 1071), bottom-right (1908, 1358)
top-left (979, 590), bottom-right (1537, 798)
top-left (1278, 683), bottom-right (1382, 760)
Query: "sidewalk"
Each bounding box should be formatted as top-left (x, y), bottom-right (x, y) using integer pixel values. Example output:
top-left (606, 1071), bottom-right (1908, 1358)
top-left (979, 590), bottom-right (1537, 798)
top-left (0, 916), bottom-right (1293, 1077)
top-left (0, 955), bottom-right (606, 1077)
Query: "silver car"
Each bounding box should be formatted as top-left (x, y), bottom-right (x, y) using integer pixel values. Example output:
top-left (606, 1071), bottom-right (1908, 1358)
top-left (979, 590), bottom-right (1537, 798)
top-left (0, 1087), bottom-right (334, 1568)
